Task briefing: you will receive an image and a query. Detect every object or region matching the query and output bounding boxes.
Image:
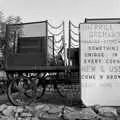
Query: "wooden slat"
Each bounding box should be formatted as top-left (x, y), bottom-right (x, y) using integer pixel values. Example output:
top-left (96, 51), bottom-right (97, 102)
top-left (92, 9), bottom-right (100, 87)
top-left (5, 66), bottom-right (79, 72)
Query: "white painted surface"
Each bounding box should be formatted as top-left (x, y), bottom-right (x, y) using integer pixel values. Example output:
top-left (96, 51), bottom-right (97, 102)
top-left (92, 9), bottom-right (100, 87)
top-left (80, 23), bottom-right (120, 106)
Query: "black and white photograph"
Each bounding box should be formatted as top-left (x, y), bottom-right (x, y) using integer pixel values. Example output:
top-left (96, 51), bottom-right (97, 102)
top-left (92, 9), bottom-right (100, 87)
top-left (0, 0), bottom-right (120, 119)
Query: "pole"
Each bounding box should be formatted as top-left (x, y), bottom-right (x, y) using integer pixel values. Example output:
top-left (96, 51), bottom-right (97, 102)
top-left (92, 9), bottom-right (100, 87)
top-left (78, 23), bottom-right (82, 102)
top-left (68, 21), bottom-right (71, 66)
top-left (63, 21), bottom-right (66, 66)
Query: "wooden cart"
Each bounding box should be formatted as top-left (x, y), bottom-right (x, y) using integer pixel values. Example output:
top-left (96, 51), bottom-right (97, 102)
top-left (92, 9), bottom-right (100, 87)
top-left (3, 21), bottom-right (79, 106)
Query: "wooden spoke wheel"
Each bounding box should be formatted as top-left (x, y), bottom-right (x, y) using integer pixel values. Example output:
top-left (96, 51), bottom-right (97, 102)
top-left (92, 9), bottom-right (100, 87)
top-left (7, 77), bottom-right (36, 106)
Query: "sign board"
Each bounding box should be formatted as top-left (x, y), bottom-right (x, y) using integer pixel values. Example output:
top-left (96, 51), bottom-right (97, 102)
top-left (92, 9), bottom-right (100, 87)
top-left (85, 18), bottom-right (120, 23)
top-left (7, 21), bottom-right (47, 38)
top-left (20, 22), bottom-right (47, 37)
top-left (80, 23), bottom-right (120, 106)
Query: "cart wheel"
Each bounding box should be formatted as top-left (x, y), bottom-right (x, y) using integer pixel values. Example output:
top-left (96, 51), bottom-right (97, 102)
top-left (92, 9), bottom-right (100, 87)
top-left (36, 86), bottom-right (46, 100)
top-left (56, 78), bottom-right (73, 97)
top-left (7, 78), bottom-right (36, 106)
top-left (25, 78), bottom-right (46, 100)
top-left (56, 72), bottom-right (79, 98)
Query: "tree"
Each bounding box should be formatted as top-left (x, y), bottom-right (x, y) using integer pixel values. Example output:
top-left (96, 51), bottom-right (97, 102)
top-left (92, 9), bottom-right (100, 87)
top-left (6, 16), bottom-right (22, 24)
top-left (0, 11), bottom-right (4, 23)
top-left (0, 11), bottom-right (22, 48)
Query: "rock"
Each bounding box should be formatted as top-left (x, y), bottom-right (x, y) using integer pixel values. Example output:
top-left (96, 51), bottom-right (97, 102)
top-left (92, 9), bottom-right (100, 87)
top-left (63, 111), bottom-right (83, 120)
top-left (39, 111), bottom-right (60, 120)
top-left (31, 117), bottom-right (39, 120)
top-left (2, 103), bottom-right (120, 120)
top-left (64, 106), bottom-right (78, 114)
top-left (15, 107), bottom-right (24, 113)
top-left (64, 107), bottom-right (99, 120)
top-left (0, 116), bottom-right (14, 120)
top-left (34, 104), bottom-right (64, 119)
top-left (92, 105), bottom-right (118, 117)
top-left (34, 104), bottom-right (50, 112)
top-left (20, 112), bottom-right (33, 117)
top-left (24, 106), bottom-right (35, 116)
top-left (35, 104), bottom-right (62, 119)
top-left (36, 111), bottom-right (45, 118)
top-left (17, 118), bottom-right (23, 120)
top-left (0, 115), bottom-right (7, 120)
top-left (34, 104), bottom-right (45, 111)
top-left (0, 104), bottom-right (8, 112)
top-left (48, 104), bottom-right (62, 114)
top-left (2, 106), bottom-right (16, 116)
top-left (17, 117), bottom-right (31, 120)
top-left (81, 108), bottom-right (99, 119)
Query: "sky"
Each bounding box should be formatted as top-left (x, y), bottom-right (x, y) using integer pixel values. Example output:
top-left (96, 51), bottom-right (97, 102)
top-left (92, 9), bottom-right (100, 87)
top-left (1, 0), bottom-right (120, 24)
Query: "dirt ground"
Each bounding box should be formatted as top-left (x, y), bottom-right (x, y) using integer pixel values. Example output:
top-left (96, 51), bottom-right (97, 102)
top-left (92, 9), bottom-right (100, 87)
top-left (0, 87), bottom-right (82, 107)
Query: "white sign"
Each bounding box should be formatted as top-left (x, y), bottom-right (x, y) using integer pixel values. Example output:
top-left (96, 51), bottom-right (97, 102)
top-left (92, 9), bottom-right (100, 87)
top-left (80, 24), bottom-right (120, 106)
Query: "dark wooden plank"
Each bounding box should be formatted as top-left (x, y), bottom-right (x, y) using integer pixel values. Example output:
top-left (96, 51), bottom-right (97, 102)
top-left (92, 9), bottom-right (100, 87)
top-left (5, 66), bottom-right (79, 72)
